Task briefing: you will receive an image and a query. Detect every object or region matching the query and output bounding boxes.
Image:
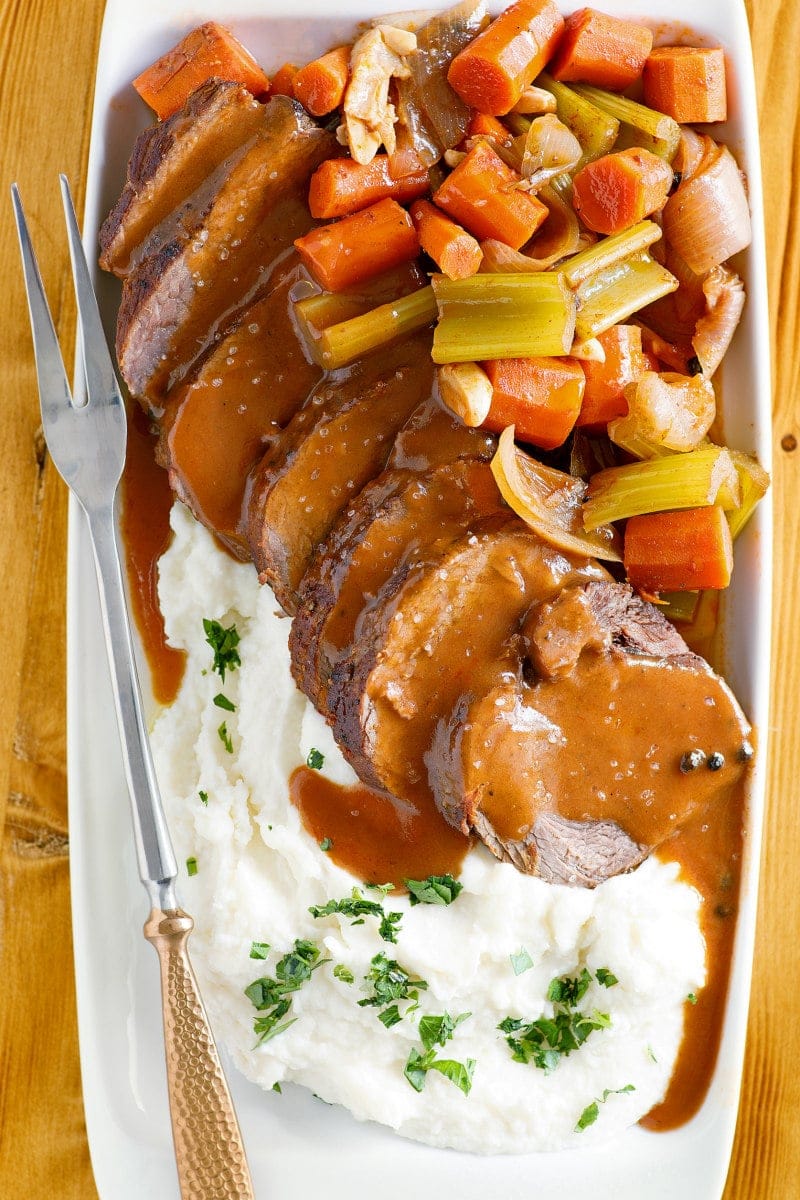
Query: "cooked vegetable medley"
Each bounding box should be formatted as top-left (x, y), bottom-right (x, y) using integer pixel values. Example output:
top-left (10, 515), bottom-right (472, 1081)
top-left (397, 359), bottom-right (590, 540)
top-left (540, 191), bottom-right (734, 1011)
top-left (131, 1), bottom-right (766, 617)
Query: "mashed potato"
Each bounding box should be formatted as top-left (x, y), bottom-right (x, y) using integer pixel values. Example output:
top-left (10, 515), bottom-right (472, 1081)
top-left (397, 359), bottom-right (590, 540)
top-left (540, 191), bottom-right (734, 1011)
top-left (151, 502), bottom-right (705, 1154)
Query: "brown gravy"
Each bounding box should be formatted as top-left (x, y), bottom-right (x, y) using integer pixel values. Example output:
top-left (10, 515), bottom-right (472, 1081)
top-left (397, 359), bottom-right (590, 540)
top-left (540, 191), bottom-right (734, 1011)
top-left (464, 655), bottom-right (749, 849)
top-left (119, 406), bottom-right (185, 705)
top-left (644, 796), bottom-right (743, 1130)
top-left (290, 766), bottom-right (468, 885)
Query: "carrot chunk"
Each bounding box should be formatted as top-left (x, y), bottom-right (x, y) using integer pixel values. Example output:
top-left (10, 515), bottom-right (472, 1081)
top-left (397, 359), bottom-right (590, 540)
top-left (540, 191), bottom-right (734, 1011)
top-left (467, 112), bottom-right (515, 147)
top-left (133, 22), bottom-right (270, 120)
top-left (624, 506), bottom-right (733, 592)
top-left (482, 357), bottom-right (585, 449)
top-left (309, 156), bottom-right (430, 219)
top-left (294, 198), bottom-right (420, 292)
top-left (293, 46), bottom-right (350, 117)
top-left (433, 141), bottom-right (548, 249)
top-left (410, 200), bottom-right (483, 280)
top-left (643, 47), bottom-right (727, 124)
top-left (270, 63), bottom-right (298, 96)
top-left (572, 147), bottom-right (673, 236)
top-left (548, 8), bottom-right (653, 91)
top-left (447, 0), bottom-right (565, 116)
top-left (577, 325), bottom-right (647, 431)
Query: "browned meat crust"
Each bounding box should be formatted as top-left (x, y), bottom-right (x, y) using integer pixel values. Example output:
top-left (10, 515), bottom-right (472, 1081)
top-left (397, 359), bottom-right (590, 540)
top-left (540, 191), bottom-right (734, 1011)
top-left (116, 96), bottom-right (336, 405)
top-left (99, 80), bottom-right (264, 277)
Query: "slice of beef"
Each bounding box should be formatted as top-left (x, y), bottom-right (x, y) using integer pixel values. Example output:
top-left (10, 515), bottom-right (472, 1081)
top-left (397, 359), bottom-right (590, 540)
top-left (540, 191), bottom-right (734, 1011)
top-left (247, 334), bottom-right (435, 613)
top-left (99, 80), bottom-right (265, 278)
top-left (472, 810), bottom-right (648, 887)
top-left (116, 96), bottom-right (336, 405)
top-left (328, 519), bottom-right (608, 801)
top-left (433, 580), bottom-right (751, 886)
top-left (156, 253), bottom-right (322, 558)
top-left (290, 458), bottom-right (504, 710)
top-left (524, 578), bottom-right (699, 679)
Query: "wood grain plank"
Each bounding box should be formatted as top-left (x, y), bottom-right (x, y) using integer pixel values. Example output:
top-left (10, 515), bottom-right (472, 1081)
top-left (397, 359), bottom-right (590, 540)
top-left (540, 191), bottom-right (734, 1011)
top-left (0, 1), bottom-right (798, 1197)
top-left (0, 0), bottom-right (103, 1195)
top-left (724, 3), bottom-right (800, 1197)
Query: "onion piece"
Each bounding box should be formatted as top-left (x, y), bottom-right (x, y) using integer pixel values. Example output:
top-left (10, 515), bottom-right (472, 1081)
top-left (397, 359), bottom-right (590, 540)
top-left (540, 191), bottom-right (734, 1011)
top-left (672, 128), bottom-right (706, 183)
top-left (519, 114), bottom-right (582, 191)
top-left (479, 239), bottom-right (544, 273)
top-left (479, 184), bottom-right (581, 273)
top-left (692, 266), bottom-right (745, 377)
top-left (394, 79), bottom-right (441, 169)
top-left (662, 143), bottom-right (751, 275)
top-left (526, 184), bottom-right (583, 266)
top-left (491, 426), bottom-right (623, 562)
top-left (609, 371), bottom-right (716, 454)
top-left (393, 0), bottom-right (486, 166)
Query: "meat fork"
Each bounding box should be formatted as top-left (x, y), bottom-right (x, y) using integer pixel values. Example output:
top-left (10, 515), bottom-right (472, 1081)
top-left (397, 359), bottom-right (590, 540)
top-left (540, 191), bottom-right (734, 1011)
top-left (11, 177), bottom-right (255, 1200)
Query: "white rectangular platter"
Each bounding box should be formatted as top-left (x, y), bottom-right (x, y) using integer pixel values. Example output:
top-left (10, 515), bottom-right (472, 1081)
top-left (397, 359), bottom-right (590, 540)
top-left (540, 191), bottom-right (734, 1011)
top-left (68, 1), bottom-right (772, 1196)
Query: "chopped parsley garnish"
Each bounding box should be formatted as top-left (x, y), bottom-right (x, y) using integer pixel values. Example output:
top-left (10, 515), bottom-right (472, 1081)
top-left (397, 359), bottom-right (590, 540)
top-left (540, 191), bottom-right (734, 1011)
top-left (198, 790), bottom-right (209, 806)
top-left (358, 952), bottom-right (428, 1024)
top-left (378, 911), bottom-right (403, 943)
top-left (244, 939), bottom-right (327, 1046)
top-left (404, 874), bottom-right (463, 906)
top-left (186, 856), bottom-right (198, 877)
top-left (217, 721), bottom-right (233, 753)
top-left (404, 1012), bottom-right (474, 1096)
top-left (319, 837), bottom-right (333, 852)
top-left (306, 747), bottom-right (325, 770)
top-left (203, 618), bottom-right (241, 682)
top-left (498, 967), bottom-right (616, 1073)
top-left (510, 947), bottom-right (534, 976)
top-left (596, 968), bottom-right (618, 988)
top-left (249, 941), bottom-right (270, 960)
top-left (272, 1082), bottom-right (282, 1094)
top-left (378, 1004), bottom-right (403, 1029)
top-left (333, 964), bottom-right (354, 985)
top-left (575, 1084), bottom-right (635, 1132)
top-left (687, 992), bottom-right (698, 1005)
top-left (647, 1045), bottom-right (658, 1064)
top-left (213, 692), bottom-right (236, 712)
top-left (309, 888), bottom-right (403, 944)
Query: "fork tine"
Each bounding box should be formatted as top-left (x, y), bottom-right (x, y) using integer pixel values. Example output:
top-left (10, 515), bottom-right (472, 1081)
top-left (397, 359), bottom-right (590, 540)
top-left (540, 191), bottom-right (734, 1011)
top-left (59, 175), bottom-right (123, 409)
top-left (10, 182), bottom-right (75, 423)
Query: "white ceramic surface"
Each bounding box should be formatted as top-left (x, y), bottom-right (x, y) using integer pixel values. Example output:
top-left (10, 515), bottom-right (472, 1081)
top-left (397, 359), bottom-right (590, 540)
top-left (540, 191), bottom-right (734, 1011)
top-left (67, 2), bottom-right (772, 1196)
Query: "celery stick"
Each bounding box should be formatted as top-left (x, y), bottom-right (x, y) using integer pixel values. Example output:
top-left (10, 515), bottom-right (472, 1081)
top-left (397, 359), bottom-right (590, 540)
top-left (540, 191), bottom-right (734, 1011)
top-left (560, 221), bottom-right (662, 289)
top-left (659, 591), bottom-right (701, 623)
top-left (582, 446), bottom-right (741, 530)
top-left (432, 273), bottom-right (576, 363)
top-left (574, 254), bottom-right (678, 341)
top-left (313, 286), bottom-right (437, 369)
top-left (295, 291), bottom-right (370, 334)
top-left (727, 449), bottom-right (771, 539)
top-left (537, 74), bottom-right (619, 166)
top-left (570, 83), bottom-right (681, 162)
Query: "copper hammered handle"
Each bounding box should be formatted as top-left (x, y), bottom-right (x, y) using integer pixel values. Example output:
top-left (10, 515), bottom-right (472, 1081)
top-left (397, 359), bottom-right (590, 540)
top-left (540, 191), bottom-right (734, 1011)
top-left (144, 908), bottom-right (256, 1199)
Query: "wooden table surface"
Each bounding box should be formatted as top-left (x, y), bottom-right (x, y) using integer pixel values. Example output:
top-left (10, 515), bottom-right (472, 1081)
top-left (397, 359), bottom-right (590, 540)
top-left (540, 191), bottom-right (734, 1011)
top-left (0, 2), bottom-right (797, 1196)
